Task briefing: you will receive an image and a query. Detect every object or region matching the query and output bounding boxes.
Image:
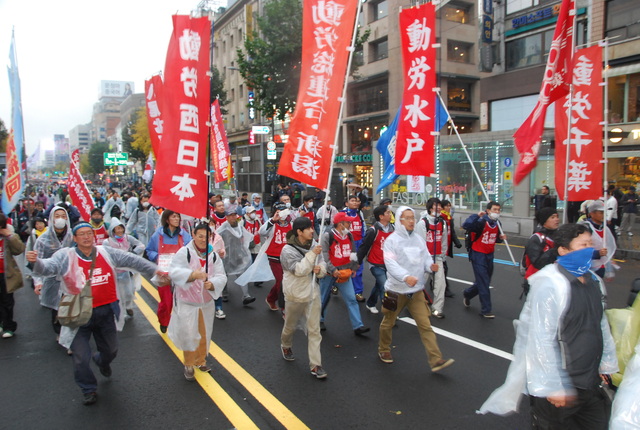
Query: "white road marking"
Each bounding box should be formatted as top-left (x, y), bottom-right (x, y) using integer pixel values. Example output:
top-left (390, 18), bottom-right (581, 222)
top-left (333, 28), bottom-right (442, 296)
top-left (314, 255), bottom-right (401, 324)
top-left (447, 276), bottom-right (494, 289)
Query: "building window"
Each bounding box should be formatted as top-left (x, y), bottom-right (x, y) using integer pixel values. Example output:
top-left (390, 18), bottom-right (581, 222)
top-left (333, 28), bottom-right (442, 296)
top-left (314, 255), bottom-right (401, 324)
top-left (231, 88), bottom-right (235, 101)
top-left (447, 40), bottom-right (473, 63)
top-left (240, 112), bottom-right (245, 125)
top-left (608, 72), bottom-right (640, 123)
top-left (370, 38), bottom-right (388, 62)
top-left (348, 119), bottom-right (387, 153)
top-left (370, 0), bottom-right (388, 22)
top-left (506, 0), bottom-right (539, 16)
top-left (442, 3), bottom-right (471, 24)
top-left (447, 81), bottom-right (472, 112)
top-left (348, 81), bottom-right (388, 116)
top-left (606, 0), bottom-right (640, 40)
top-left (505, 33), bottom-right (542, 70)
top-left (239, 84), bottom-right (244, 98)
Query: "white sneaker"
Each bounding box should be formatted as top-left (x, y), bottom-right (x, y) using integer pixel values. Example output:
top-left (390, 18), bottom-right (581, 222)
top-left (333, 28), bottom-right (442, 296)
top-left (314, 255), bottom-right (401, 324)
top-left (215, 309), bottom-right (226, 320)
top-left (366, 305), bottom-right (379, 314)
top-left (628, 232), bottom-right (634, 237)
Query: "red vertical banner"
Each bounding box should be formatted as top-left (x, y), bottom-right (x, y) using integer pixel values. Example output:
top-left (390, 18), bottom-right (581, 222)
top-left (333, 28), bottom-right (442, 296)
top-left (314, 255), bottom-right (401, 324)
top-left (149, 15), bottom-right (211, 218)
top-left (145, 74), bottom-right (164, 157)
top-left (277, 0), bottom-right (358, 189)
top-left (555, 45), bottom-right (603, 201)
top-left (210, 100), bottom-right (232, 183)
top-left (395, 3), bottom-right (436, 176)
top-left (68, 149), bottom-right (95, 221)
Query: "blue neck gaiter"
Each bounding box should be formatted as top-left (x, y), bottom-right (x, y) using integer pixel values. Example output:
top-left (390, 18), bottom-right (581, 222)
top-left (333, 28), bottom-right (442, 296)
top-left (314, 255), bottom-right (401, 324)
top-left (557, 247), bottom-right (594, 277)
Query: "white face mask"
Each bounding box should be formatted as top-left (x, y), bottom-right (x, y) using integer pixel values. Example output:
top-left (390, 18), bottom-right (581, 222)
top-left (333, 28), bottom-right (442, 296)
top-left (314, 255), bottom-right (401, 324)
top-left (249, 213), bottom-right (256, 220)
top-left (285, 202), bottom-right (291, 209)
top-left (488, 212), bottom-right (500, 221)
top-left (142, 202), bottom-right (150, 208)
top-left (306, 202), bottom-right (313, 208)
top-left (279, 209), bottom-right (291, 219)
top-left (54, 218), bottom-right (66, 229)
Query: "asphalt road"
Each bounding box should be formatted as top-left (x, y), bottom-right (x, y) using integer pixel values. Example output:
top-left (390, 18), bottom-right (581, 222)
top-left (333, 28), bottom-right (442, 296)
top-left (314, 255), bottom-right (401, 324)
top-left (1, 242), bottom-right (635, 430)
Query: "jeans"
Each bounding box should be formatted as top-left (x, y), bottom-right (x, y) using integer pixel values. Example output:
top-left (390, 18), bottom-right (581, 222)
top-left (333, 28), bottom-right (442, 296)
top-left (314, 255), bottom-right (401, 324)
top-left (352, 239), bottom-right (364, 295)
top-left (319, 275), bottom-right (364, 330)
top-left (367, 266), bottom-right (387, 308)
top-left (70, 304), bottom-right (119, 394)
top-left (464, 250), bottom-right (494, 315)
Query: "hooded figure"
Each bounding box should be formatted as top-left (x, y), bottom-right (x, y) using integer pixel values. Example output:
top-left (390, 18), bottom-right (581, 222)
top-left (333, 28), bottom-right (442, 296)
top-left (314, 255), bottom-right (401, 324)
top-left (103, 218), bottom-right (145, 315)
top-left (250, 193), bottom-right (268, 223)
top-left (216, 212), bottom-right (256, 305)
top-left (125, 198), bottom-right (160, 246)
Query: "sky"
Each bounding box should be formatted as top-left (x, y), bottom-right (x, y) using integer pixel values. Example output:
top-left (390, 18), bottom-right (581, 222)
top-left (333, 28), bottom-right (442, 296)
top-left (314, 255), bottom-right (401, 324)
top-left (0, 0), bottom-right (208, 156)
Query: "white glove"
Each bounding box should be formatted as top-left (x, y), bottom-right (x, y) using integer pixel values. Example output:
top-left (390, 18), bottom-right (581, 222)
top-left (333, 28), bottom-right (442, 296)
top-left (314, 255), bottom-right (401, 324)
top-left (350, 252), bottom-right (358, 262)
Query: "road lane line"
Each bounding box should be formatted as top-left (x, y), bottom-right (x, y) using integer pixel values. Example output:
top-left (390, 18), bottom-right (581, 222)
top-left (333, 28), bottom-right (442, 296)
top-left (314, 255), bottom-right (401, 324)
top-left (446, 277), bottom-right (495, 289)
top-left (398, 317), bottom-right (514, 361)
top-left (139, 279), bottom-right (310, 430)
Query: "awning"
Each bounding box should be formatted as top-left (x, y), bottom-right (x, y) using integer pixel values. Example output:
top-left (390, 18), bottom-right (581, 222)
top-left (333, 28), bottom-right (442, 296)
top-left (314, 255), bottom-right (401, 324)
top-left (606, 63), bottom-right (640, 78)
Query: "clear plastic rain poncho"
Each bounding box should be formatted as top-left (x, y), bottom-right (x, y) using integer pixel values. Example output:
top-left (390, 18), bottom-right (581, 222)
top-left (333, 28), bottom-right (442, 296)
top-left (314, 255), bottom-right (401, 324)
top-left (125, 206), bottom-right (160, 246)
top-left (610, 340), bottom-right (640, 429)
top-left (215, 221), bottom-right (253, 276)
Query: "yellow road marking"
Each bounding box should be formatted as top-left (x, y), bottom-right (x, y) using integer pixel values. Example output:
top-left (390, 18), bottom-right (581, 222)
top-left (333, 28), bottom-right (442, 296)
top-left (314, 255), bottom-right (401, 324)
top-left (139, 279), bottom-right (310, 430)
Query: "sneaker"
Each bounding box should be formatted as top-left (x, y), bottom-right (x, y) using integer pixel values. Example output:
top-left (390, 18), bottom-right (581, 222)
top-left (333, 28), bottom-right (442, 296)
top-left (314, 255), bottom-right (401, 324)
top-left (266, 299), bottom-right (279, 311)
top-left (82, 392), bottom-right (98, 406)
top-left (197, 364), bottom-right (211, 373)
top-left (331, 286), bottom-right (338, 295)
top-left (432, 310), bottom-right (445, 319)
top-left (126, 308), bottom-right (134, 317)
top-left (92, 354), bottom-right (112, 377)
top-left (320, 321), bottom-right (326, 331)
top-left (463, 297), bottom-right (470, 308)
top-left (2, 330), bottom-right (15, 339)
top-left (160, 325), bottom-right (168, 333)
top-left (242, 296), bottom-right (256, 306)
top-left (366, 305), bottom-right (379, 314)
top-left (184, 365), bottom-right (195, 381)
top-left (354, 326), bottom-right (370, 336)
top-left (215, 309), bottom-right (226, 320)
top-left (629, 232), bottom-right (634, 237)
top-left (281, 346), bottom-right (295, 361)
top-left (432, 358), bottom-right (455, 373)
top-left (310, 365), bottom-right (328, 379)
top-left (481, 313), bottom-right (495, 319)
top-left (378, 351), bottom-right (394, 364)
top-left (355, 293), bottom-right (365, 302)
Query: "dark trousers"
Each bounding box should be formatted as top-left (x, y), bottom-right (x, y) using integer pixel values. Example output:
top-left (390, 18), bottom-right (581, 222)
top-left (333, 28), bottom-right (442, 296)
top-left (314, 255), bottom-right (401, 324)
top-left (70, 304), bottom-right (119, 394)
top-left (530, 388), bottom-right (609, 430)
top-left (464, 250), bottom-right (494, 315)
top-left (0, 276), bottom-right (17, 332)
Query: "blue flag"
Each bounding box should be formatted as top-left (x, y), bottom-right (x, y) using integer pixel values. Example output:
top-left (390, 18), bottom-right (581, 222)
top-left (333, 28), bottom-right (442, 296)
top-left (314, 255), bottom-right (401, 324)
top-left (376, 97), bottom-right (449, 195)
top-left (2, 30), bottom-right (25, 214)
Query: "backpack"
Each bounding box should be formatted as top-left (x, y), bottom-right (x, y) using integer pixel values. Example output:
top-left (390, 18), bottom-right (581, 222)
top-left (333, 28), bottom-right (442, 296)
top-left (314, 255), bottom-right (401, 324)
top-left (464, 230), bottom-right (478, 253)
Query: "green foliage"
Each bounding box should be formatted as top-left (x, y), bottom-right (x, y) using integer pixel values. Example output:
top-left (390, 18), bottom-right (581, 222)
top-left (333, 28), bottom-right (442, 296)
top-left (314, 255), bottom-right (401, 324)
top-left (122, 109), bottom-right (146, 161)
top-left (0, 118), bottom-right (8, 153)
top-left (211, 67), bottom-right (230, 114)
top-left (131, 107), bottom-right (152, 157)
top-left (88, 141), bottom-right (110, 175)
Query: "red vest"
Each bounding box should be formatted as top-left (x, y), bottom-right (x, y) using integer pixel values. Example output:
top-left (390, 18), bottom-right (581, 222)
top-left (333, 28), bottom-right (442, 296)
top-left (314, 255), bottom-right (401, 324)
top-left (243, 219), bottom-right (262, 245)
top-left (266, 223), bottom-right (292, 257)
top-left (93, 225), bottom-right (108, 246)
top-left (348, 213), bottom-right (364, 241)
top-left (424, 219), bottom-right (444, 256)
top-left (212, 213), bottom-right (227, 229)
top-left (329, 231), bottom-right (352, 267)
top-left (78, 252), bottom-right (118, 308)
top-left (157, 234), bottom-right (184, 273)
top-left (472, 222), bottom-right (499, 254)
top-left (367, 228), bottom-right (393, 266)
top-left (255, 208), bottom-right (265, 221)
top-left (301, 210), bottom-right (315, 224)
top-left (524, 233), bottom-right (555, 278)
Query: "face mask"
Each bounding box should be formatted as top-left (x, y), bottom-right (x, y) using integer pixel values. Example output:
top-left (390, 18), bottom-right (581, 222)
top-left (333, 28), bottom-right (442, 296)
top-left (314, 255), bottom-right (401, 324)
top-left (279, 209), bottom-right (291, 219)
top-left (92, 218), bottom-right (102, 224)
top-left (142, 202), bottom-right (150, 208)
top-left (284, 202), bottom-right (291, 209)
top-left (307, 202), bottom-right (313, 209)
top-left (114, 235), bottom-right (124, 242)
top-left (557, 247), bottom-right (594, 277)
top-left (54, 218), bottom-right (66, 229)
top-left (488, 212), bottom-right (500, 221)
top-left (249, 213), bottom-right (256, 220)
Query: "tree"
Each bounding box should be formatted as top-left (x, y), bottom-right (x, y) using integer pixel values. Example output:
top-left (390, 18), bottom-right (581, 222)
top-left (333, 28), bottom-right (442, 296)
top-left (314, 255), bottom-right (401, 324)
top-left (88, 141), bottom-right (110, 174)
top-left (122, 109), bottom-right (146, 161)
top-left (0, 118), bottom-right (8, 153)
top-left (131, 107), bottom-right (152, 157)
top-left (211, 66), bottom-right (230, 114)
top-left (79, 153), bottom-right (91, 176)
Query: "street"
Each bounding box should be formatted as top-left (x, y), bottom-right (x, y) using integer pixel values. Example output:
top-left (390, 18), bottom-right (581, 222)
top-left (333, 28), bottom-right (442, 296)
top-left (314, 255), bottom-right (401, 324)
top-left (1, 242), bottom-right (636, 430)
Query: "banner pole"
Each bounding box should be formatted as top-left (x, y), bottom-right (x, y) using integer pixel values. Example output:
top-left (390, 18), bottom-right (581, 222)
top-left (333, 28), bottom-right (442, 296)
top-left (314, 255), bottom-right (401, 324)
top-left (602, 38), bottom-right (609, 201)
top-left (561, 3), bottom-right (578, 224)
top-left (205, 13), bottom-right (214, 274)
top-left (435, 90), bottom-right (517, 265)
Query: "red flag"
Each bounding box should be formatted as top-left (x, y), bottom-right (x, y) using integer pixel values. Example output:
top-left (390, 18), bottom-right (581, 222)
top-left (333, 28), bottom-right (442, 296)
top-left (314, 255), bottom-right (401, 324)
top-left (149, 15), bottom-right (211, 219)
top-left (395, 3), bottom-right (436, 176)
top-left (555, 45), bottom-right (603, 201)
top-left (145, 75), bottom-right (164, 157)
top-left (277, 0), bottom-right (358, 189)
top-left (210, 100), bottom-right (232, 183)
top-left (513, 0), bottom-right (575, 184)
top-left (68, 149), bottom-right (95, 221)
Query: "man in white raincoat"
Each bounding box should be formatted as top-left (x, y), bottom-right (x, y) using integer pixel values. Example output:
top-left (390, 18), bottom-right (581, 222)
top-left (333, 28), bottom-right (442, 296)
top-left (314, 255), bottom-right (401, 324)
top-left (27, 222), bottom-right (165, 406)
top-left (167, 223), bottom-right (227, 381)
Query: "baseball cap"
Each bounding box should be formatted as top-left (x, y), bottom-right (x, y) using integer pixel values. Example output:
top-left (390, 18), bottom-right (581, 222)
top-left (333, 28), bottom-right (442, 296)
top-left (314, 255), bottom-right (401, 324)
top-left (334, 212), bottom-right (356, 224)
top-left (587, 200), bottom-right (605, 213)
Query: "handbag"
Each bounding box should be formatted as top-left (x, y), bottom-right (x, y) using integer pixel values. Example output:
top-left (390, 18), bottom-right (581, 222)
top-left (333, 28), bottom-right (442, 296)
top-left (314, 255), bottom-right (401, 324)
top-left (382, 290), bottom-right (399, 312)
top-left (57, 249), bottom-right (97, 329)
top-left (335, 268), bottom-right (353, 283)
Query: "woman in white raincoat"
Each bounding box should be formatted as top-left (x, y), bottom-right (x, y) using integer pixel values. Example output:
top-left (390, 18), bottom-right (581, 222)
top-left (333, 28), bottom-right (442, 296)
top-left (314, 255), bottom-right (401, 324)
top-left (167, 223), bottom-right (227, 381)
top-left (102, 217), bottom-right (145, 316)
top-left (125, 194), bottom-right (159, 246)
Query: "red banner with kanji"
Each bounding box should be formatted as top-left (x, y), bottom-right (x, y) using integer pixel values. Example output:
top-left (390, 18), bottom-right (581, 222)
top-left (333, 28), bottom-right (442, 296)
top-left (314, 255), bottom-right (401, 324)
top-left (210, 100), bottom-right (232, 183)
top-left (277, 0), bottom-right (358, 189)
top-left (149, 15), bottom-right (211, 219)
top-left (395, 3), bottom-right (436, 176)
top-left (68, 149), bottom-right (95, 222)
top-left (514, 0), bottom-right (574, 184)
top-left (555, 45), bottom-right (603, 201)
top-left (145, 74), bottom-right (164, 157)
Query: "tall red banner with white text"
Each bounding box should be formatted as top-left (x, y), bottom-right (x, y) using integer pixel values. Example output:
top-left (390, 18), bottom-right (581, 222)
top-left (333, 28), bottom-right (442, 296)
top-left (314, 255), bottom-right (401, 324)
top-left (514, 0), bottom-right (574, 184)
top-left (277, 0), bottom-right (358, 189)
top-left (395, 3), bottom-right (436, 176)
top-left (149, 15), bottom-right (211, 219)
top-left (555, 45), bottom-right (603, 201)
top-left (68, 149), bottom-right (95, 221)
top-left (210, 100), bottom-right (232, 183)
top-left (145, 75), bottom-right (164, 157)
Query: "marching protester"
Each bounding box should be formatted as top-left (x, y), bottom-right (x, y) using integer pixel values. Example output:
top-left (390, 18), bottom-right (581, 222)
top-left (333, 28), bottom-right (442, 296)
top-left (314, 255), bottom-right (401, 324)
top-left (378, 206), bottom-right (454, 372)
top-left (210, 200), bottom-right (227, 230)
top-left (415, 198), bottom-right (448, 319)
top-left (620, 186), bottom-right (638, 237)
top-left (280, 216), bottom-right (328, 379)
top-left (26, 222), bottom-right (166, 405)
top-left (33, 206), bottom-right (75, 340)
top-left (241, 205), bottom-right (263, 287)
top-left (260, 202), bottom-right (293, 312)
top-left (125, 193), bottom-right (160, 247)
top-left (102, 191), bottom-right (125, 220)
top-left (0, 213), bottom-right (25, 339)
top-left (315, 196), bottom-right (338, 234)
top-left (440, 199), bottom-right (461, 298)
top-left (102, 218), bottom-right (145, 317)
top-left (146, 210), bottom-right (192, 333)
top-left (357, 205), bottom-right (394, 314)
top-left (167, 222), bottom-right (227, 381)
top-left (250, 193), bottom-right (268, 223)
top-left (89, 208), bottom-right (109, 246)
top-left (579, 201), bottom-right (616, 278)
top-left (521, 207), bottom-right (559, 297)
top-left (298, 195), bottom-right (315, 227)
top-left (341, 195), bottom-right (367, 302)
top-left (319, 212), bottom-right (369, 335)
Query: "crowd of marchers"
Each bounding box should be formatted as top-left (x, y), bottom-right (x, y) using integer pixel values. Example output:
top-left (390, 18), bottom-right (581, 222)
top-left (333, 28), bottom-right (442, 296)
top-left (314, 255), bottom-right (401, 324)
top-left (1, 180), bottom-right (639, 429)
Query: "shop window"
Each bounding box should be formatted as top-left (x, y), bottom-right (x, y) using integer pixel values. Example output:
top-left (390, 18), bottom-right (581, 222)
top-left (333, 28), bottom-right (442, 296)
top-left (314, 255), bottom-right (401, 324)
top-left (447, 40), bottom-right (473, 64)
top-left (608, 73), bottom-right (640, 123)
top-left (348, 81), bottom-right (388, 116)
top-left (447, 81), bottom-right (472, 112)
top-left (370, 38), bottom-right (388, 62)
top-left (444, 120), bottom-right (473, 134)
top-left (506, 33), bottom-right (542, 70)
top-left (356, 165), bottom-right (374, 192)
top-left (606, 0), bottom-right (640, 41)
top-left (443, 3), bottom-right (471, 24)
top-left (370, 0), bottom-right (388, 22)
top-left (348, 120), bottom-right (386, 153)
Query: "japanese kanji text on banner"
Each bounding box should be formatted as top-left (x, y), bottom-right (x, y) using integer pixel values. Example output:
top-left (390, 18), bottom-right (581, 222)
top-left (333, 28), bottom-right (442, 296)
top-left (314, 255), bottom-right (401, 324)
top-left (395, 2), bottom-right (436, 176)
top-left (145, 74), bottom-right (164, 157)
top-left (555, 45), bottom-right (603, 201)
top-left (149, 15), bottom-right (211, 219)
top-left (210, 100), bottom-right (232, 183)
top-left (277, 0), bottom-right (358, 189)
top-left (68, 149), bottom-right (95, 221)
